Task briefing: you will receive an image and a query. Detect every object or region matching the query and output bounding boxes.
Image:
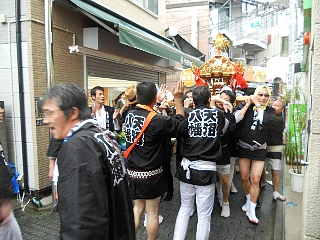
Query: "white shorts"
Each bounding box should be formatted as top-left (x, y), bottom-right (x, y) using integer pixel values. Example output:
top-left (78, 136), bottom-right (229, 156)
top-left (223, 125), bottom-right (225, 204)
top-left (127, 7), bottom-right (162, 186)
top-left (216, 164), bottom-right (231, 174)
top-left (266, 145), bottom-right (283, 171)
top-left (265, 158), bottom-right (281, 171)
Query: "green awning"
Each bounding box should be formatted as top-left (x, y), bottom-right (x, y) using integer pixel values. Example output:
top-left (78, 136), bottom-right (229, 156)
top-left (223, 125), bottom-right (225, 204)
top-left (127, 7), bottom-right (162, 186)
top-left (70, 0), bottom-right (204, 67)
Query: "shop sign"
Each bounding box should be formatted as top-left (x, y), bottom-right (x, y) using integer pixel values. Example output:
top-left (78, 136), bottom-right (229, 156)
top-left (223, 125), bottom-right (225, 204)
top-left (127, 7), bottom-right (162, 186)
top-left (180, 68), bottom-right (196, 87)
top-left (181, 57), bottom-right (193, 67)
top-left (245, 66), bottom-right (267, 82)
top-left (288, 104), bottom-right (307, 155)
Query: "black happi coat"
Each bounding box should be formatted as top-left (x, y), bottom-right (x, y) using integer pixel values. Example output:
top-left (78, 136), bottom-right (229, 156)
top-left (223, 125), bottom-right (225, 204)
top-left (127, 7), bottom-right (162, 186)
top-left (267, 113), bottom-right (285, 159)
top-left (236, 102), bottom-right (275, 146)
top-left (268, 113), bottom-right (284, 146)
top-left (217, 110), bottom-right (236, 165)
top-left (57, 122), bottom-right (135, 240)
top-left (125, 108), bottom-right (188, 170)
top-left (177, 106), bottom-right (226, 186)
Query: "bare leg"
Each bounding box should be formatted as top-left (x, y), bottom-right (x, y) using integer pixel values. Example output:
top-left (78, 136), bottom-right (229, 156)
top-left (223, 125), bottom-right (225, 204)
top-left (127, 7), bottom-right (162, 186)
top-left (145, 197), bottom-right (161, 240)
top-left (133, 199), bottom-right (146, 231)
top-left (133, 199), bottom-right (145, 231)
top-left (239, 158), bottom-right (251, 195)
top-left (271, 169), bottom-right (286, 200)
top-left (219, 173), bottom-right (231, 217)
top-left (249, 160), bottom-right (265, 203)
top-left (272, 169), bottom-right (280, 192)
top-left (239, 158), bottom-right (251, 212)
top-left (245, 160), bottom-right (264, 224)
top-left (219, 173), bottom-right (230, 203)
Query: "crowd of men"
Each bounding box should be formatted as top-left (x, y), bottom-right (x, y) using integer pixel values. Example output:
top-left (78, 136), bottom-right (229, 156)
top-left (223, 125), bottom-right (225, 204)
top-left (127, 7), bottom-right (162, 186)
top-left (37, 80), bottom-right (286, 239)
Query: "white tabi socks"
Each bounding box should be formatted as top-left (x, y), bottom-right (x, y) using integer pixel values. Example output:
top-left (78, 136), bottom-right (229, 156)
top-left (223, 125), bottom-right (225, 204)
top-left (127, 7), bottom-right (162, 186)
top-left (242, 194), bottom-right (250, 212)
top-left (246, 201), bottom-right (259, 224)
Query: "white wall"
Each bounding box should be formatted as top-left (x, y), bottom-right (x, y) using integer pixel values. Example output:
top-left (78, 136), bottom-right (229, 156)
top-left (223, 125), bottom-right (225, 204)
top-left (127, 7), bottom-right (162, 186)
top-left (0, 40), bottom-right (36, 190)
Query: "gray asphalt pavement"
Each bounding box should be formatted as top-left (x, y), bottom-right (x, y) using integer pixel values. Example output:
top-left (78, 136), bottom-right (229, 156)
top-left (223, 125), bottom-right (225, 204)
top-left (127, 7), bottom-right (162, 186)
top-left (15, 155), bottom-right (283, 240)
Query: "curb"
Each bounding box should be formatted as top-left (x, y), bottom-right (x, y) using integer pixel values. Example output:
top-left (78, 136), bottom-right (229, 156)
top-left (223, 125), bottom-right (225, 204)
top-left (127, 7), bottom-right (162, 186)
top-left (273, 160), bottom-right (285, 240)
top-left (255, 160), bottom-right (286, 239)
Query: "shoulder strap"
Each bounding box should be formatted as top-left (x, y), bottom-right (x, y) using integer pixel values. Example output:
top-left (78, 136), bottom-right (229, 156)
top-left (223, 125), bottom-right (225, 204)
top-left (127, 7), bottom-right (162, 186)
top-left (124, 111), bottom-right (156, 159)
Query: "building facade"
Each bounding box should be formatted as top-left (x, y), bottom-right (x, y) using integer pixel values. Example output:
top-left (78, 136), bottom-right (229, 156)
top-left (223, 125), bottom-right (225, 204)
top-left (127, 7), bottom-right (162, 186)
top-left (165, 0), bottom-right (211, 89)
top-left (302, 0), bottom-right (320, 238)
top-left (165, 0), bottom-right (294, 95)
top-left (0, 0), bottom-right (203, 194)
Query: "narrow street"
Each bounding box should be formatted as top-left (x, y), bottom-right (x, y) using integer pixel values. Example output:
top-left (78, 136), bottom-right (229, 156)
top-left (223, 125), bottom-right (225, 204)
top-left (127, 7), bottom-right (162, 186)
top-left (16, 155), bottom-right (281, 240)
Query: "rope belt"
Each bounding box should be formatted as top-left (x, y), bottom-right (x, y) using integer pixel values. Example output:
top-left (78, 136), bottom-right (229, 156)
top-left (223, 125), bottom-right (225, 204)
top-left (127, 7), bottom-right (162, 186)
top-left (181, 157), bottom-right (216, 180)
top-left (238, 139), bottom-right (267, 151)
top-left (127, 166), bottom-right (163, 180)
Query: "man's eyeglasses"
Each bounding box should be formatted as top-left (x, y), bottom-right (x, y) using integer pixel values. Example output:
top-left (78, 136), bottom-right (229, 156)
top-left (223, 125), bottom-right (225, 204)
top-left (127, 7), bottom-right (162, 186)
top-left (257, 93), bottom-right (270, 98)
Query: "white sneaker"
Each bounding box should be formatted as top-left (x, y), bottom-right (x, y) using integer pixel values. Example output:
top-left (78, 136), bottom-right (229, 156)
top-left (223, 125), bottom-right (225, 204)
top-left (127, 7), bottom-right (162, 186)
top-left (235, 166), bottom-right (240, 173)
top-left (230, 182), bottom-right (238, 194)
top-left (221, 202), bottom-right (230, 217)
top-left (144, 214), bottom-right (164, 227)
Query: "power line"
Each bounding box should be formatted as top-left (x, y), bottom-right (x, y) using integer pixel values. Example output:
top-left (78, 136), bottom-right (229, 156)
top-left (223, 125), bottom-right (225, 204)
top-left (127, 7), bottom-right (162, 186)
top-left (166, 1), bottom-right (287, 26)
top-left (165, 2), bottom-right (247, 26)
top-left (166, 5), bottom-right (287, 37)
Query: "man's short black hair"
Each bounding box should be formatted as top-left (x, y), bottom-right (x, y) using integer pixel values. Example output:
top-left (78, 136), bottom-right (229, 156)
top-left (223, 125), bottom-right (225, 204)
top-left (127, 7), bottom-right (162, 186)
top-left (270, 96), bottom-right (277, 101)
top-left (136, 81), bottom-right (157, 105)
top-left (220, 89), bottom-right (236, 104)
top-left (192, 86), bottom-right (211, 107)
top-left (185, 89), bottom-right (193, 95)
top-left (181, 94), bottom-right (188, 104)
top-left (90, 86), bottom-right (104, 97)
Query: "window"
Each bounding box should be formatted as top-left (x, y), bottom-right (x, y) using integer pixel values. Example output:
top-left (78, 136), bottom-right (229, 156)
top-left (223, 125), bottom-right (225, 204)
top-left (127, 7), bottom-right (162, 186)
top-left (261, 14), bottom-right (279, 30)
top-left (215, 3), bottom-right (229, 30)
top-left (132, 0), bottom-right (158, 15)
top-left (281, 36), bottom-right (289, 56)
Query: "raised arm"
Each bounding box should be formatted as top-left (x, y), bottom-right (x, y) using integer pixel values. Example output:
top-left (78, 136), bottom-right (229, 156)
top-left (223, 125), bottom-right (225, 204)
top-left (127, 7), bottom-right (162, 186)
top-left (210, 96), bottom-right (233, 112)
top-left (172, 81), bottom-right (185, 117)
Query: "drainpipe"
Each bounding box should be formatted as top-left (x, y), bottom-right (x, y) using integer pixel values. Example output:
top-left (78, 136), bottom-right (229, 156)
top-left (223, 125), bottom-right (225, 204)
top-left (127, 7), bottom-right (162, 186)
top-left (45, 0), bottom-right (58, 211)
top-left (15, 0), bottom-right (29, 193)
top-left (45, 0), bottom-right (53, 90)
